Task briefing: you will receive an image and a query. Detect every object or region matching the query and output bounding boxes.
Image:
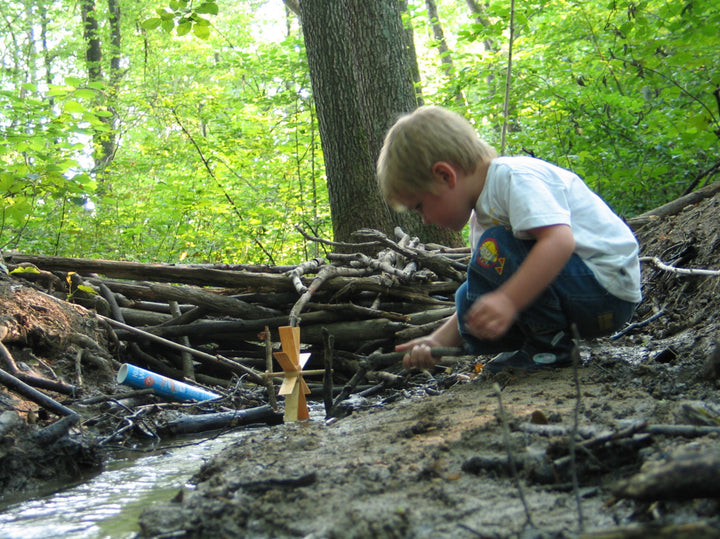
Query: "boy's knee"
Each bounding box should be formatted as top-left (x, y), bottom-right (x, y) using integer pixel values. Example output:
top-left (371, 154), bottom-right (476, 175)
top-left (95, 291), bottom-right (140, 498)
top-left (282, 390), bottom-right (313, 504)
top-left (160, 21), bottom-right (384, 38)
top-left (469, 226), bottom-right (524, 286)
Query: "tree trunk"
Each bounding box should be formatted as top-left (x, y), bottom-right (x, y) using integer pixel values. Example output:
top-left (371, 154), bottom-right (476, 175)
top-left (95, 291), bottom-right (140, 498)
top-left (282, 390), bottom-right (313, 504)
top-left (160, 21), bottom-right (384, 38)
top-left (299, 0), bottom-right (463, 249)
top-left (80, 0), bottom-right (103, 82)
top-left (79, 0), bottom-right (121, 183)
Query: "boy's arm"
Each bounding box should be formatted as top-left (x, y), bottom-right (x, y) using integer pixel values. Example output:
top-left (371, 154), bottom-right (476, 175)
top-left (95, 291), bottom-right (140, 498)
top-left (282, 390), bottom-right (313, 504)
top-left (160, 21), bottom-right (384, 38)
top-left (395, 313), bottom-right (464, 369)
top-left (464, 224), bottom-right (575, 340)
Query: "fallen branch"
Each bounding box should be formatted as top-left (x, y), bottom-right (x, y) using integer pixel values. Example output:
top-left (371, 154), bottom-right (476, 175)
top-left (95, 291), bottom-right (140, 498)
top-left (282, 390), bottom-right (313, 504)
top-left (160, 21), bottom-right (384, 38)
top-left (0, 368), bottom-right (77, 417)
top-left (626, 180), bottom-right (720, 229)
top-left (160, 404), bottom-right (283, 435)
top-left (97, 315), bottom-right (267, 385)
top-left (640, 256), bottom-right (720, 277)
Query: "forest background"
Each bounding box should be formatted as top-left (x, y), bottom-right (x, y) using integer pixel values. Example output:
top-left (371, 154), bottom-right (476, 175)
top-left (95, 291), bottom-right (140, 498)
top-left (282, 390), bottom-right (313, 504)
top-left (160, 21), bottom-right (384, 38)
top-left (1, 0), bottom-right (718, 266)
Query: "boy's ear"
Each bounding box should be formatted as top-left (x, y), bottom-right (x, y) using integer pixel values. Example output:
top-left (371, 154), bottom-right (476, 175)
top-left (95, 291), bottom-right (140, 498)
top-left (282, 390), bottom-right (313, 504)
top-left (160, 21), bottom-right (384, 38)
top-left (431, 161), bottom-right (457, 187)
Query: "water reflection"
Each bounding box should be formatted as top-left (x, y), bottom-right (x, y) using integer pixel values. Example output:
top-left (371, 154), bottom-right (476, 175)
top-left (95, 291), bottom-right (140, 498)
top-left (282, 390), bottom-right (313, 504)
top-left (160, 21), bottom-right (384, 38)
top-left (0, 428), bottom-right (260, 539)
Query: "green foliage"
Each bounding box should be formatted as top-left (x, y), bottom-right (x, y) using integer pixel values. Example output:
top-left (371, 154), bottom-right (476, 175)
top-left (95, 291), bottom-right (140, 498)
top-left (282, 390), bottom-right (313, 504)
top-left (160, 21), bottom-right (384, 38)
top-left (142, 0), bottom-right (218, 39)
top-left (1, 0), bottom-right (717, 264)
top-left (446, 0), bottom-right (719, 216)
top-left (0, 79), bottom-right (99, 249)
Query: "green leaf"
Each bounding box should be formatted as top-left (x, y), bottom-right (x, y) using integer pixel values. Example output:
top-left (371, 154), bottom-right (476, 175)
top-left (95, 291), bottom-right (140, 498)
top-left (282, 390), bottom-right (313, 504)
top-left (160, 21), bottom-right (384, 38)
top-left (141, 17), bottom-right (162, 30)
top-left (176, 21), bottom-right (192, 36)
top-left (170, 0), bottom-right (188, 11)
top-left (193, 22), bottom-right (211, 39)
top-left (77, 284), bottom-right (98, 295)
top-left (63, 101), bottom-right (85, 114)
top-left (65, 76), bottom-right (83, 87)
top-left (74, 88), bottom-right (97, 99)
top-left (195, 2), bottom-right (218, 15)
top-left (158, 7), bottom-right (175, 20)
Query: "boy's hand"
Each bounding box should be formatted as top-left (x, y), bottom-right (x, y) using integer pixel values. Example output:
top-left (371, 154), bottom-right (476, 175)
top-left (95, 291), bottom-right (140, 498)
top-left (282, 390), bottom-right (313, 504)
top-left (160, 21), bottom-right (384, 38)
top-left (463, 290), bottom-right (517, 340)
top-left (395, 313), bottom-right (465, 370)
top-left (395, 335), bottom-right (444, 370)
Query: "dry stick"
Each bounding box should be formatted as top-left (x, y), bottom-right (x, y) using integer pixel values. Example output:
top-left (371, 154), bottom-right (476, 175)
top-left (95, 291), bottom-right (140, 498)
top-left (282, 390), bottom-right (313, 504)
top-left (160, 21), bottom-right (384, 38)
top-left (367, 347), bottom-right (465, 370)
top-left (639, 256), bottom-right (720, 277)
top-left (493, 382), bottom-right (534, 529)
top-left (569, 324), bottom-right (585, 533)
top-left (354, 228), bottom-right (466, 280)
top-left (295, 224), bottom-right (381, 251)
top-left (169, 300), bottom-right (196, 381)
top-left (322, 328), bottom-right (334, 418)
top-left (610, 308), bottom-right (666, 340)
top-left (330, 363), bottom-right (368, 418)
top-left (264, 326), bottom-right (278, 411)
top-left (97, 315), bottom-right (267, 385)
top-left (75, 349), bottom-right (84, 387)
top-left (288, 265), bottom-right (372, 326)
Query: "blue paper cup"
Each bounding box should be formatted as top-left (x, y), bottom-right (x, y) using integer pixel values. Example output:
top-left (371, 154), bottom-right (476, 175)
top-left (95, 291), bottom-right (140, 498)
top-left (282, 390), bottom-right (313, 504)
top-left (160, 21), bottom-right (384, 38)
top-left (117, 363), bottom-right (220, 402)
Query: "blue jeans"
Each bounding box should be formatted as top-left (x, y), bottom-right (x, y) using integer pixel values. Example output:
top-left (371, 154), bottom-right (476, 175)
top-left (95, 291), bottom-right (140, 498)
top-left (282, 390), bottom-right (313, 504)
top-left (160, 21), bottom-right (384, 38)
top-left (457, 226), bottom-right (638, 355)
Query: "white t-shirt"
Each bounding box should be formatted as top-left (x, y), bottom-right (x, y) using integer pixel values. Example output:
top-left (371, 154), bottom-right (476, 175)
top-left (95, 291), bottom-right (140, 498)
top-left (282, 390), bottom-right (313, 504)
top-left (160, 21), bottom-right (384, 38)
top-left (470, 156), bottom-right (642, 303)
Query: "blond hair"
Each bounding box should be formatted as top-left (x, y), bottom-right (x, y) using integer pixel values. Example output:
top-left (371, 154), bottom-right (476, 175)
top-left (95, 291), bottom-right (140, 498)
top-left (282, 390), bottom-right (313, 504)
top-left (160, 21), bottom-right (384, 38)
top-left (376, 106), bottom-right (498, 210)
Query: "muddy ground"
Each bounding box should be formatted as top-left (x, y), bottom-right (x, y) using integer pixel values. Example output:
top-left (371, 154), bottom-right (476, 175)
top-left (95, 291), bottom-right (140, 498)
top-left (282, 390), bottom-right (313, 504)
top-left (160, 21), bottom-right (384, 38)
top-left (2, 191), bottom-right (720, 538)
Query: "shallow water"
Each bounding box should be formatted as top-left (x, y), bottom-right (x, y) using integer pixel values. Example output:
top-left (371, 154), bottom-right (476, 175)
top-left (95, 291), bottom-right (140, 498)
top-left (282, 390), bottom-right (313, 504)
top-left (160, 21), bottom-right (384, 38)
top-left (0, 428), bottom-right (261, 539)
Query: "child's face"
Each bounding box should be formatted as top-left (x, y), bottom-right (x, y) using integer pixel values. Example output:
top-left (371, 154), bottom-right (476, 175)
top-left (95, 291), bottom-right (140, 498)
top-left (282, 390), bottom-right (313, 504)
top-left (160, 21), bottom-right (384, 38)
top-left (397, 180), bottom-right (471, 232)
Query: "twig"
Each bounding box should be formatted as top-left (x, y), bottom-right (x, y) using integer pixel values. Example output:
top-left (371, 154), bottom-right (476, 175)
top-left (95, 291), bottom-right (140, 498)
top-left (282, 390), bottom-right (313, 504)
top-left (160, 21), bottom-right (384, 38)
top-left (322, 328), bottom-right (334, 419)
top-left (330, 363), bottom-right (368, 419)
top-left (493, 382), bottom-right (534, 529)
top-left (610, 308), bottom-right (666, 339)
top-left (288, 265), bottom-right (372, 326)
top-left (97, 314), bottom-right (267, 385)
top-left (295, 224), bottom-right (381, 250)
top-left (366, 347), bottom-right (466, 370)
top-left (640, 256), bottom-right (720, 277)
top-left (569, 324), bottom-right (585, 532)
top-left (264, 326), bottom-right (278, 411)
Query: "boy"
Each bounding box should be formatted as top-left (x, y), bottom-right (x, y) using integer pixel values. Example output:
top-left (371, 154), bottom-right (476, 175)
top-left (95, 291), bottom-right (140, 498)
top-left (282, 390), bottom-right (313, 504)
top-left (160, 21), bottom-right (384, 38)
top-left (376, 106), bottom-right (641, 373)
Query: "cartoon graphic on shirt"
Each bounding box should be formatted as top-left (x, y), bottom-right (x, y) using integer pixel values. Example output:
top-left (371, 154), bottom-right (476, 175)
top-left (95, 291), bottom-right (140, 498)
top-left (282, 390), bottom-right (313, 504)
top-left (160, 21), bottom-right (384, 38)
top-left (476, 237), bottom-right (505, 275)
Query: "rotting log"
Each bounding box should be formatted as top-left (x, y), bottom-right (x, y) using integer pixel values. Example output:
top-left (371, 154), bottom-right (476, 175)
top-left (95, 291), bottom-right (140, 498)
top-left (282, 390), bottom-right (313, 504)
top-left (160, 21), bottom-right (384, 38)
top-left (612, 447), bottom-right (720, 501)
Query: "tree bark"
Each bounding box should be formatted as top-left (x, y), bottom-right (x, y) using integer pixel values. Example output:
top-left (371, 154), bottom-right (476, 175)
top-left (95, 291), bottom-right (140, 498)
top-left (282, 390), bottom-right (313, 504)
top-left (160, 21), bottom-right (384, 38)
top-left (299, 0), bottom-right (463, 249)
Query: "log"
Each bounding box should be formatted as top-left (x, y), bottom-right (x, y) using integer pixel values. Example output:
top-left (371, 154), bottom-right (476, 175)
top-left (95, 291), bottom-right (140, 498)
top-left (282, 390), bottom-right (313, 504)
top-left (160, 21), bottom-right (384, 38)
top-left (160, 404), bottom-right (283, 435)
top-left (626, 180), bottom-right (720, 230)
top-left (32, 413), bottom-right (80, 445)
top-left (6, 254), bottom-right (297, 290)
top-left (98, 316), bottom-right (267, 384)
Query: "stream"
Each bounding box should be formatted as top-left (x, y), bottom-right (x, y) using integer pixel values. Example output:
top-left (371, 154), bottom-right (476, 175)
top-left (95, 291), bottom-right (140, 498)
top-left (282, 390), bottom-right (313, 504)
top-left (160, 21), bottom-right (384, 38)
top-left (0, 427), bottom-right (263, 539)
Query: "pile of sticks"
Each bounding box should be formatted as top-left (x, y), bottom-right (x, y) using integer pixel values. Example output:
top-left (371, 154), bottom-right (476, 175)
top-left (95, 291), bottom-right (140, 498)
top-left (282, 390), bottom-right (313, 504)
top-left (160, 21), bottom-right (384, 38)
top-left (5, 228), bottom-right (470, 394)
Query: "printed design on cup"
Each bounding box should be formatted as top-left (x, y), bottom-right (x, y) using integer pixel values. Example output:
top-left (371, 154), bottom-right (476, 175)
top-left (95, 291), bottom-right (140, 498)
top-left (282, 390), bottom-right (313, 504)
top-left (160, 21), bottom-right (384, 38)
top-left (160, 378), bottom-right (177, 394)
top-left (144, 375), bottom-right (154, 387)
top-left (475, 237), bottom-right (506, 275)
